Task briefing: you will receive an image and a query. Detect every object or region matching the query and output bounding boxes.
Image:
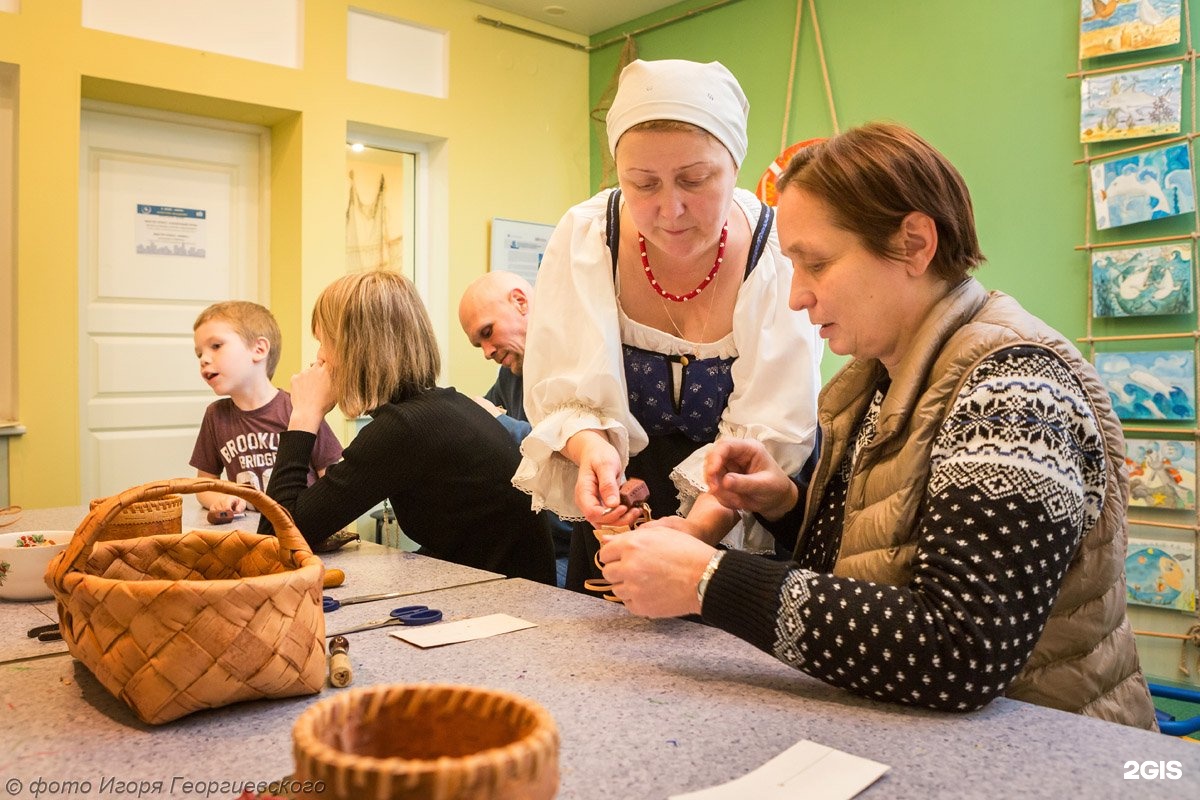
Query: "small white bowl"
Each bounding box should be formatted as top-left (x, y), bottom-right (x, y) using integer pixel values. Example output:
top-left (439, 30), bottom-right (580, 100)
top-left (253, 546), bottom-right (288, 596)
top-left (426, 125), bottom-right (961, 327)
top-left (0, 530), bottom-right (74, 601)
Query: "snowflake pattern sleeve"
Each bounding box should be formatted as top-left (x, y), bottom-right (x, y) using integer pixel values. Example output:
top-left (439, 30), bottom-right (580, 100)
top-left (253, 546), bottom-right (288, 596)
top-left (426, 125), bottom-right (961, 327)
top-left (770, 346), bottom-right (1106, 711)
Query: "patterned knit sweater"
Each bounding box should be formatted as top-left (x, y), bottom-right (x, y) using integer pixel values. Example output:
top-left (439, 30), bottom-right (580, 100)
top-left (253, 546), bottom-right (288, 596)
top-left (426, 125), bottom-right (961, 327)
top-left (702, 345), bottom-right (1105, 711)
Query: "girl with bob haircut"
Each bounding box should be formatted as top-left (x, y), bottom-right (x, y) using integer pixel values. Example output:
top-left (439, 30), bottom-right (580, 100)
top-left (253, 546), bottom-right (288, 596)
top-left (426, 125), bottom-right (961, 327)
top-left (259, 269), bottom-right (556, 584)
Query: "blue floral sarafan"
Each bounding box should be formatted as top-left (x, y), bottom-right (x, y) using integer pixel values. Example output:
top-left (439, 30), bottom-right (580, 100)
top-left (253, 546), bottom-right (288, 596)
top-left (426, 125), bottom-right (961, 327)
top-left (623, 345), bottom-right (734, 441)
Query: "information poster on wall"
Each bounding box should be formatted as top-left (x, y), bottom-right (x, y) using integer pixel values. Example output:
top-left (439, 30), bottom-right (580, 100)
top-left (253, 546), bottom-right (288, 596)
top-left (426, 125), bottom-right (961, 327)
top-left (135, 204), bottom-right (208, 258)
top-left (490, 217), bottom-right (554, 285)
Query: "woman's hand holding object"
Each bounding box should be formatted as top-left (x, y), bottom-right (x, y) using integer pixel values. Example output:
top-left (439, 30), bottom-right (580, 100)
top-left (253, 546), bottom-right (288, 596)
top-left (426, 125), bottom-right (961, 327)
top-left (704, 439), bottom-right (797, 521)
top-left (571, 432), bottom-right (644, 528)
top-left (597, 529), bottom-right (716, 618)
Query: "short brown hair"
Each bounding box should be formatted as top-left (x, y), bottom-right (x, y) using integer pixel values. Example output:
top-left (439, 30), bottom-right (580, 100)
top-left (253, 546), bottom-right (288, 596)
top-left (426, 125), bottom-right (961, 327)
top-left (313, 270), bottom-right (440, 417)
top-left (777, 122), bottom-right (985, 282)
top-left (193, 301), bottom-right (282, 378)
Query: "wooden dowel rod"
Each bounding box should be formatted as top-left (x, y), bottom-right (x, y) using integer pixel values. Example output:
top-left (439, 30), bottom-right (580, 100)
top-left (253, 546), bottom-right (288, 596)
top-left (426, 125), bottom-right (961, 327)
top-left (1067, 51), bottom-right (1194, 79)
top-left (1134, 629), bottom-right (1196, 641)
top-left (1076, 331), bottom-right (1200, 342)
top-left (1073, 134), bottom-right (1194, 165)
top-left (1121, 426), bottom-right (1200, 435)
top-left (1074, 233), bottom-right (1198, 251)
top-left (589, 0), bottom-right (746, 51)
top-left (1127, 517), bottom-right (1200, 531)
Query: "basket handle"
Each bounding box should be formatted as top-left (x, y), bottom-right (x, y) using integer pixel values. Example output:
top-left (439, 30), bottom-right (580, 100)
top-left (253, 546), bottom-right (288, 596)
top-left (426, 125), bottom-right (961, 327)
top-left (49, 477), bottom-right (314, 590)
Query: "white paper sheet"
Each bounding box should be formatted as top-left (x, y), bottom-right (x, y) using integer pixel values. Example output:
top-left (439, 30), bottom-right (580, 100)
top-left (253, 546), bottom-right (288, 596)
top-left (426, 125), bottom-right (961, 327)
top-left (389, 613), bottom-right (537, 648)
top-left (669, 739), bottom-right (889, 800)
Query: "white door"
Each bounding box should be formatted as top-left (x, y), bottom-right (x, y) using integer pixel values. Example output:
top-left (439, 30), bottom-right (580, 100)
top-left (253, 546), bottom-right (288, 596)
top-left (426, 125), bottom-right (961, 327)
top-left (78, 106), bottom-right (266, 499)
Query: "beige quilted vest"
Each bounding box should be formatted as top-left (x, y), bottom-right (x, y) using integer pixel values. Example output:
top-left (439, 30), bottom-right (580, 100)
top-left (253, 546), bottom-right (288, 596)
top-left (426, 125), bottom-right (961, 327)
top-left (804, 278), bottom-right (1156, 729)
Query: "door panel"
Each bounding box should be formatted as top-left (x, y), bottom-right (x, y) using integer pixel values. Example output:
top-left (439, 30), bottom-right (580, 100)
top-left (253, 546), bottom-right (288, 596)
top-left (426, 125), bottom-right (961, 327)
top-left (79, 108), bottom-right (265, 499)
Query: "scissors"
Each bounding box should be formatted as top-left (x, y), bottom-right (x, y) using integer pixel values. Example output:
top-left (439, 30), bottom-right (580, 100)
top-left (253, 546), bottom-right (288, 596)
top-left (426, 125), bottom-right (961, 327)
top-left (325, 605), bottom-right (443, 638)
top-left (323, 591), bottom-right (410, 612)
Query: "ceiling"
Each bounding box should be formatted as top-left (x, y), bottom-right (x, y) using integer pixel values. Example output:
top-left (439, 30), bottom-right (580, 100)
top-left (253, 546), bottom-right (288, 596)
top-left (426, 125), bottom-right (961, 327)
top-left (472, 0), bottom-right (683, 36)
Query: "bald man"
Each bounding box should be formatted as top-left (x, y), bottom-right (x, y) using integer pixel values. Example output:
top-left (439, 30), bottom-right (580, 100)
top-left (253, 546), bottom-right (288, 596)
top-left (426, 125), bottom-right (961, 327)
top-left (460, 271), bottom-right (571, 583)
top-left (458, 271), bottom-right (534, 438)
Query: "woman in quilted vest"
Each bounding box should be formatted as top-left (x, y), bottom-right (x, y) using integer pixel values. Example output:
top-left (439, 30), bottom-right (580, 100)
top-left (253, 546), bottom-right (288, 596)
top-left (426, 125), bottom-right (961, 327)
top-left (597, 122), bottom-right (1157, 728)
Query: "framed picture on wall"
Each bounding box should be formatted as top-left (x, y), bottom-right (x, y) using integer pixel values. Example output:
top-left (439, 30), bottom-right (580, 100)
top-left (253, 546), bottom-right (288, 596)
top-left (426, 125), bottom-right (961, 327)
top-left (1079, 0), bottom-right (1181, 60)
top-left (1125, 437), bottom-right (1196, 509)
top-left (1080, 63), bottom-right (1181, 144)
top-left (1094, 350), bottom-right (1195, 420)
top-left (1125, 536), bottom-right (1196, 612)
top-left (1090, 243), bottom-right (1193, 317)
top-left (490, 218), bottom-right (555, 286)
top-left (1090, 141), bottom-right (1195, 229)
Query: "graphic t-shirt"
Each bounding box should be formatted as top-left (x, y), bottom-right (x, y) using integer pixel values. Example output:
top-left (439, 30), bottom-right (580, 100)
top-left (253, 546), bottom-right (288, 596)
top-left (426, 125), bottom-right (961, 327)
top-left (189, 390), bottom-right (343, 491)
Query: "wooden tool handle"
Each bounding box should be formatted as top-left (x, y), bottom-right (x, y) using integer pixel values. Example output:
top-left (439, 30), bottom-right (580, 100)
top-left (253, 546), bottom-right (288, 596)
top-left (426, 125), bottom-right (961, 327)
top-left (328, 635), bottom-right (353, 687)
top-left (206, 508), bottom-right (245, 525)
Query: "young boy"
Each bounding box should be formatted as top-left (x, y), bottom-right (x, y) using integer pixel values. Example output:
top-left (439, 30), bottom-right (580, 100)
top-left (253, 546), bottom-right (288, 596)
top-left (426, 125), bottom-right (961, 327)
top-left (190, 301), bottom-right (343, 515)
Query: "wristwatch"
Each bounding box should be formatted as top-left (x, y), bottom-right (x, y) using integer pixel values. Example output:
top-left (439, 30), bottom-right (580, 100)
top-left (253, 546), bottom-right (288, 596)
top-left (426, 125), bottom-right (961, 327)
top-left (696, 551), bottom-right (726, 610)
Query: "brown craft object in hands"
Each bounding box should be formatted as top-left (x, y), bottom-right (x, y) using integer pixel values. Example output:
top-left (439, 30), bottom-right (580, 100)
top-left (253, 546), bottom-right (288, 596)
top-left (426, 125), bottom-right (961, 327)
top-left (619, 478), bottom-right (650, 508)
top-left (47, 477), bottom-right (326, 725)
top-left (584, 478), bottom-right (652, 603)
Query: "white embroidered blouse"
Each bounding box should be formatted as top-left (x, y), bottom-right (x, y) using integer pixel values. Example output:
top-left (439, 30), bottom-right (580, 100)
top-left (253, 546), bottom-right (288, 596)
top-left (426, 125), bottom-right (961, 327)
top-left (512, 187), bottom-right (823, 550)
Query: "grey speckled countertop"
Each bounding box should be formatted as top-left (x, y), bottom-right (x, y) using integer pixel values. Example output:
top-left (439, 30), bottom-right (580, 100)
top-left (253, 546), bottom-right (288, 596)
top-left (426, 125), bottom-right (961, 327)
top-left (2, 577), bottom-right (1198, 800)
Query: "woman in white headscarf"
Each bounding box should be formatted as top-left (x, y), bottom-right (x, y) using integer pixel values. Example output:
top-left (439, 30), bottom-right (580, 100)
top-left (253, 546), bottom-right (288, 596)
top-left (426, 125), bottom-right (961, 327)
top-left (512, 59), bottom-right (823, 592)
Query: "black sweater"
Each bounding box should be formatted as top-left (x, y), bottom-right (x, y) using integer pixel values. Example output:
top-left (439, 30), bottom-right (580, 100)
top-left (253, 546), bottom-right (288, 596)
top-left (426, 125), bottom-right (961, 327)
top-left (259, 387), bottom-right (555, 584)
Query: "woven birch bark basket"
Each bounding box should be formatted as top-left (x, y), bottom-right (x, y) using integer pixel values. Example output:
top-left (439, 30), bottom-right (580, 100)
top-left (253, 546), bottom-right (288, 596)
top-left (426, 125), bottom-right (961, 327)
top-left (45, 477), bottom-right (327, 725)
top-left (291, 683), bottom-right (560, 800)
top-left (87, 492), bottom-right (182, 541)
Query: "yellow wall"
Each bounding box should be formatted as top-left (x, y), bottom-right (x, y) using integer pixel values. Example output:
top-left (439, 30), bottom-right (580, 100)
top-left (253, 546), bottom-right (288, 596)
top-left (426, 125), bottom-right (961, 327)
top-left (0, 0), bottom-right (589, 506)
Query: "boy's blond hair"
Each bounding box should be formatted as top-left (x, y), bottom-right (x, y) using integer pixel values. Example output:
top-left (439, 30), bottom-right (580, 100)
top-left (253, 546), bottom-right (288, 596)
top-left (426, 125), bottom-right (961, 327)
top-left (193, 301), bottom-right (282, 379)
top-left (313, 270), bottom-right (440, 418)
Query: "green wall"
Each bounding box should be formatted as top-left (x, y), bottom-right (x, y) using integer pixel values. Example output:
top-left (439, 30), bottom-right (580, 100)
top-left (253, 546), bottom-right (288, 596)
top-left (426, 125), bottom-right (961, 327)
top-left (589, 0), bottom-right (1178, 380)
top-left (589, 1), bottom-right (1200, 687)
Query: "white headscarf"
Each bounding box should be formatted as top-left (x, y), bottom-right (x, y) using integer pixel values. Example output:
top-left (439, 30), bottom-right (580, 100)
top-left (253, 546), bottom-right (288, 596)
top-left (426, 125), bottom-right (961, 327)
top-left (606, 59), bottom-right (750, 168)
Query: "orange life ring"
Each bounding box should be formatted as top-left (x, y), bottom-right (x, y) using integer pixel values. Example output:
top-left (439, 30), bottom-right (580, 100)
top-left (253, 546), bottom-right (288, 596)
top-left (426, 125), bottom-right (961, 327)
top-left (755, 138), bottom-right (826, 206)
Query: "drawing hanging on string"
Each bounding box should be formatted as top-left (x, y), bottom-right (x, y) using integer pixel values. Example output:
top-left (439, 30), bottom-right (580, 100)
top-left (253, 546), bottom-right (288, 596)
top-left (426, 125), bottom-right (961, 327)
top-left (1081, 63), bottom-right (1181, 143)
top-left (1124, 535), bottom-right (1196, 612)
top-left (1095, 350), bottom-right (1196, 420)
top-left (1090, 243), bottom-right (1193, 317)
top-left (1090, 142), bottom-right (1195, 229)
top-left (1125, 438), bottom-right (1196, 509)
top-left (1079, 0), bottom-right (1181, 59)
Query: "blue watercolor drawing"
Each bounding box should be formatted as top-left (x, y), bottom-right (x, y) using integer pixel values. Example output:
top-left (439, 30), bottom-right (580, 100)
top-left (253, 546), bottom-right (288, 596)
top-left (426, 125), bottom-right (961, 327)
top-left (1091, 142), bottom-right (1195, 230)
top-left (1091, 243), bottom-right (1193, 317)
top-left (1095, 350), bottom-right (1195, 420)
top-left (1081, 63), bottom-right (1181, 143)
top-left (1125, 438), bottom-right (1196, 509)
top-left (1125, 538), bottom-right (1195, 612)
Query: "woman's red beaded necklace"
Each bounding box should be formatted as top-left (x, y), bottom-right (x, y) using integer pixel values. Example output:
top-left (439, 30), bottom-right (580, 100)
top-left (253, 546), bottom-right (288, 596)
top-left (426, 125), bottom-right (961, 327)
top-left (638, 222), bottom-right (728, 302)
